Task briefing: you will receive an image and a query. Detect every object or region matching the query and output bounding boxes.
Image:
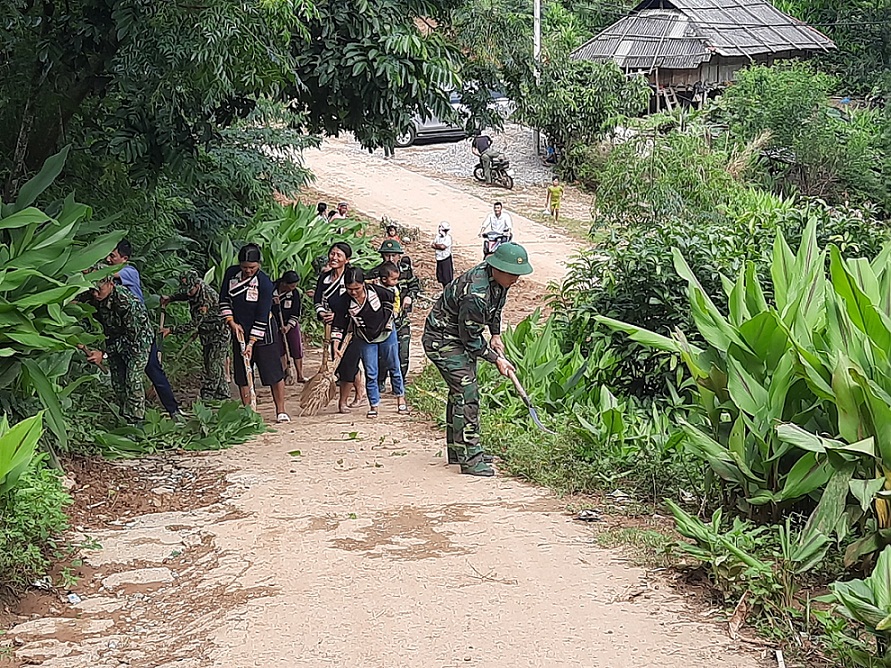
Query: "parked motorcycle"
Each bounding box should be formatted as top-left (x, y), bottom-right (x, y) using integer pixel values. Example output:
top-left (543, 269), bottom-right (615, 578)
top-left (481, 231), bottom-right (511, 257)
top-left (473, 156), bottom-right (514, 190)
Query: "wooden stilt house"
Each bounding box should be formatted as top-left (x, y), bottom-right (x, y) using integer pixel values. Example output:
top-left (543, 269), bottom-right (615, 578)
top-left (571, 0), bottom-right (835, 109)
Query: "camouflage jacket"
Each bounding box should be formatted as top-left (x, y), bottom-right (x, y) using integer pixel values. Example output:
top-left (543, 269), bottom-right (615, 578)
top-left (367, 256), bottom-right (420, 329)
top-left (168, 281), bottom-right (228, 339)
top-left (86, 285), bottom-right (154, 357)
top-left (424, 263), bottom-right (506, 363)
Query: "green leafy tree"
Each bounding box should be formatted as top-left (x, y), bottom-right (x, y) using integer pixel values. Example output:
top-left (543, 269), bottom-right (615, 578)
top-left (514, 57), bottom-right (650, 154)
top-left (0, 0), bottom-right (466, 191)
top-left (774, 0), bottom-right (891, 96)
top-left (443, 0), bottom-right (534, 133)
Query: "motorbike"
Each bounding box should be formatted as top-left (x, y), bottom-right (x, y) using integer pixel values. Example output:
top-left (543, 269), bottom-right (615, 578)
top-left (481, 231), bottom-right (511, 257)
top-left (473, 155), bottom-right (514, 190)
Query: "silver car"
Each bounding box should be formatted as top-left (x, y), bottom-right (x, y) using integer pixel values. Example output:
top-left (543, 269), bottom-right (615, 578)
top-left (395, 90), bottom-right (513, 148)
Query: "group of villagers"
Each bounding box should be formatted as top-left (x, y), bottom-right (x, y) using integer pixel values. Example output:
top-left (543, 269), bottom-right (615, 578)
top-left (80, 217), bottom-right (535, 478)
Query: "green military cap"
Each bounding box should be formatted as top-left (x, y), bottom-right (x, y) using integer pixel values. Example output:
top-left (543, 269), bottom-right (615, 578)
top-left (178, 269), bottom-right (202, 288)
top-left (378, 239), bottom-right (404, 254)
top-left (486, 242), bottom-right (533, 276)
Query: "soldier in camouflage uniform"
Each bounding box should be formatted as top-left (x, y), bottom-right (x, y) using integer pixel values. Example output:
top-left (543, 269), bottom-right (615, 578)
top-left (160, 270), bottom-right (230, 401)
top-left (367, 239), bottom-right (420, 384)
top-left (422, 243), bottom-right (533, 476)
top-left (79, 273), bottom-right (155, 423)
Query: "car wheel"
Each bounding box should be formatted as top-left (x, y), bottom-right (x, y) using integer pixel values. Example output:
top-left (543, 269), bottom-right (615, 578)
top-left (395, 126), bottom-right (417, 148)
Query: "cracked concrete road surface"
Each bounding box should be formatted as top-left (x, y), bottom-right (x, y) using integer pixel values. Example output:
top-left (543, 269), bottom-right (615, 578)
top-left (5, 138), bottom-right (763, 668)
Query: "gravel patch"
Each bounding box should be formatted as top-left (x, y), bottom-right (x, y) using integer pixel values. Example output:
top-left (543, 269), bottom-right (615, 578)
top-left (390, 123), bottom-right (555, 188)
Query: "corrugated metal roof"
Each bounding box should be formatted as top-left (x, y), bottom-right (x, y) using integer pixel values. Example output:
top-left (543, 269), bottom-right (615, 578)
top-left (573, 10), bottom-right (713, 69)
top-left (571, 0), bottom-right (835, 70)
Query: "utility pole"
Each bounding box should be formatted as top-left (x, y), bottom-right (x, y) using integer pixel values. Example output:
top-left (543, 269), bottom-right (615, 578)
top-left (533, 0), bottom-right (541, 154)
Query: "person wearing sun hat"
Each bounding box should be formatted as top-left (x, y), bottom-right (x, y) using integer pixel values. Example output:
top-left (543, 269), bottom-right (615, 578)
top-left (422, 242), bottom-right (533, 477)
top-left (432, 221), bottom-right (454, 287)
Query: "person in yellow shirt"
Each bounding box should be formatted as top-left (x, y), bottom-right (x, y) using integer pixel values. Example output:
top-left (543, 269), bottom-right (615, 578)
top-left (545, 176), bottom-right (565, 223)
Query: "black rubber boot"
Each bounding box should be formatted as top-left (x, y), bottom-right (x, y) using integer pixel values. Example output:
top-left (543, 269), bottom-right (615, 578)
top-left (447, 447), bottom-right (460, 465)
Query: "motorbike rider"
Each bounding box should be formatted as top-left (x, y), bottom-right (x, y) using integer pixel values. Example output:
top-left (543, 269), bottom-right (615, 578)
top-left (471, 132), bottom-right (503, 185)
top-left (478, 202), bottom-right (514, 256)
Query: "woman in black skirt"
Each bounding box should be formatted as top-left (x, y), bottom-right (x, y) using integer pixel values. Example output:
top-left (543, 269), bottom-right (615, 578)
top-left (432, 221), bottom-right (454, 287)
top-left (273, 271), bottom-right (306, 383)
top-left (313, 242), bottom-right (365, 413)
top-left (219, 243), bottom-right (289, 422)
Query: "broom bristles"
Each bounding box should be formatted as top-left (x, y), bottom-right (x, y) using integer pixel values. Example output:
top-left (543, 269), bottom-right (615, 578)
top-left (300, 370), bottom-right (337, 416)
top-left (300, 332), bottom-right (351, 417)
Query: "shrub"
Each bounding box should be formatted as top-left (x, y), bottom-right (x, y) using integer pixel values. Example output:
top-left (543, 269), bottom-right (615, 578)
top-left (714, 62), bottom-right (888, 210)
top-left (0, 456), bottom-right (70, 590)
top-left (591, 125), bottom-right (745, 229)
top-left (554, 154), bottom-right (889, 399)
top-left (211, 202), bottom-right (377, 291)
top-left (0, 149), bottom-right (124, 449)
top-left (409, 315), bottom-right (699, 502)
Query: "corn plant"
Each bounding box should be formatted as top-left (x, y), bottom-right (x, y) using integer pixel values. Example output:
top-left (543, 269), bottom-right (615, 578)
top-left (211, 203), bottom-right (377, 289)
top-left (0, 412), bottom-right (43, 495)
top-left (598, 216), bottom-right (838, 520)
top-left (598, 211), bottom-right (891, 566)
top-left (827, 545), bottom-right (891, 667)
top-left (1, 147), bottom-right (123, 449)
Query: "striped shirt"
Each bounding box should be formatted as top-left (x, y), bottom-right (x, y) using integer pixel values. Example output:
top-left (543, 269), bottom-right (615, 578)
top-left (219, 266), bottom-right (276, 343)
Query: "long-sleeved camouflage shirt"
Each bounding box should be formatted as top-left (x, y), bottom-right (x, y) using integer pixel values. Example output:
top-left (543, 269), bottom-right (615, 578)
top-left (168, 281), bottom-right (227, 339)
top-left (423, 263), bottom-right (506, 363)
top-left (84, 284), bottom-right (154, 357)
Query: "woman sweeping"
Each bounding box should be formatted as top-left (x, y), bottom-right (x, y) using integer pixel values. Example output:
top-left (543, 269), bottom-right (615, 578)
top-left (219, 243), bottom-right (290, 422)
top-left (313, 242), bottom-right (366, 412)
top-left (332, 266), bottom-right (407, 418)
top-left (273, 271), bottom-right (306, 383)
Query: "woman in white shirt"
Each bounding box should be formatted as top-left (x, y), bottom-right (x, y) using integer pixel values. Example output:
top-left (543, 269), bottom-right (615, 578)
top-left (432, 221), bottom-right (454, 287)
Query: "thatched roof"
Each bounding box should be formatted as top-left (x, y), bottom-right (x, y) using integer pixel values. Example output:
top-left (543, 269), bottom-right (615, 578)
top-left (571, 0), bottom-right (835, 71)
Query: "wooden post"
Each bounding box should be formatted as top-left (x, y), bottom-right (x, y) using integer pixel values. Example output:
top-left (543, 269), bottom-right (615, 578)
top-left (654, 68), bottom-right (660, 112)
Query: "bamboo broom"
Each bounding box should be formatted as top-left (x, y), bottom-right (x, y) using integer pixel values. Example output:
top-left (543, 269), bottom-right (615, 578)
top-left (300, 325), bottom-right (352, 416)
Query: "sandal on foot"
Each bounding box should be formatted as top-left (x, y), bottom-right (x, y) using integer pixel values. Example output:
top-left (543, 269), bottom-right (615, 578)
top-left (276, 413), bottom-right (291, 424)
top-left (397, 403), bottom-right (409, 414)
top-left (366, 407), bottom-right (379, 419)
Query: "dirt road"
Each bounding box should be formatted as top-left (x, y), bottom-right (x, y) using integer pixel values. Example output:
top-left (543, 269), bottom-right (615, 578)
top-left (303, 136), bottom-right (580, 284)
top-left (4, 142), bottom-right (762, 667)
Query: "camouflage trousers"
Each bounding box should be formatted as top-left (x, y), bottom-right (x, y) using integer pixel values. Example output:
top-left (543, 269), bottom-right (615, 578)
top-left (422, 333), bottom-right (481, 461)
top-left (107, 342), bottom-right (151, 423)
top-left (397, 324), bottom-right (410, 381)
top-left (200, 330), bottom-right (231, 401)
